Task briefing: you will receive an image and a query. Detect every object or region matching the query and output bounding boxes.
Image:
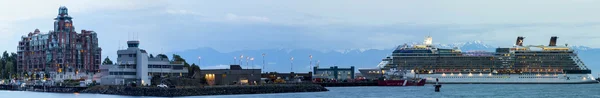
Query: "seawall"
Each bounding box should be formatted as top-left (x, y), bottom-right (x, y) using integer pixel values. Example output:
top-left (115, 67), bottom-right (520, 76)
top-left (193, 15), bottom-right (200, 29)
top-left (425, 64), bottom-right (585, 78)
top-left (80, 84), bottom-right (328, 97)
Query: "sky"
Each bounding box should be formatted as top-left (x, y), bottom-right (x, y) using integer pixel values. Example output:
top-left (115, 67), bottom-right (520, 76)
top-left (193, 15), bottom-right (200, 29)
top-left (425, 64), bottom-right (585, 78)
top-left (2, 0), bottom-right (600, 60)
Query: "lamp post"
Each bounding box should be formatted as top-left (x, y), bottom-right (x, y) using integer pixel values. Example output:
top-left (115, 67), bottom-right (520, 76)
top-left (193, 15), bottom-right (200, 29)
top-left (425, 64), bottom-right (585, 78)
top-left (198, 56), bottom-right (201, 68)
top-left (309, 54), bottom-right (313, 72)
top-left (262, 53), bottom-right (266, 73)
top-left (240, 55), bottom-right (244, 66)
top-left (246, 57), bottom-right (250, 69)
top-left (290, 57), bottom-right (294, 72)
top-left (251, 57), bottom-right (255, 69)
top-left (251, 57), bottom-right (255, 75)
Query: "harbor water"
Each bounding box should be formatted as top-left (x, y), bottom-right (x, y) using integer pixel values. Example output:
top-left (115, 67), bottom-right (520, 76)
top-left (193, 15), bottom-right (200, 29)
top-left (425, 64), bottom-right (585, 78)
top-left (1, 84), bottom-right (599, 98)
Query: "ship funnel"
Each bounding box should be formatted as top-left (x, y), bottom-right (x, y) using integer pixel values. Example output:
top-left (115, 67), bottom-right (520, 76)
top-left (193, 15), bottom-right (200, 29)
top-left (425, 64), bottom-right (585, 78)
top-left (516, 36), bottom-right (524, 46)
top-left (549, 36), bottom-right (558, 46)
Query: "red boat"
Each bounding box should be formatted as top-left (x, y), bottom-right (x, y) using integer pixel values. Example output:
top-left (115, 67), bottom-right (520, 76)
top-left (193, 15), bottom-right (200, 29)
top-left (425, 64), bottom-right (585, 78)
top-left (378, 78), bottom-right (426, 86)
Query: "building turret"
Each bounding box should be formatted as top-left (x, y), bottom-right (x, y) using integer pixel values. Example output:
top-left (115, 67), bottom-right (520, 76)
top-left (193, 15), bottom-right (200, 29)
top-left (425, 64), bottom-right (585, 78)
top-left (54, 6), bottom-right (74, 32)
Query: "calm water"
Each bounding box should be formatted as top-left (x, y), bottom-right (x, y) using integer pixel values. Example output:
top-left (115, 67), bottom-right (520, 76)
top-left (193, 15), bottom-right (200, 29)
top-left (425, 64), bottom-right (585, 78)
top-left (1, 84), bottom-right (600, 98)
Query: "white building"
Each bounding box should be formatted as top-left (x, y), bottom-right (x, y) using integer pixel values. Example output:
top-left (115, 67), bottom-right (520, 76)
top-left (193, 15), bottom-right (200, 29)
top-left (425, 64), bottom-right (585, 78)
top-left (99, 41), bottom-right (188, 85)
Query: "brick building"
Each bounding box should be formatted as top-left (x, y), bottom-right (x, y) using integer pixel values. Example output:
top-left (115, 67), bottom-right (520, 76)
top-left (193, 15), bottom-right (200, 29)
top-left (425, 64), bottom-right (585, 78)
top-left (17, 6), bottom-right (101, 81)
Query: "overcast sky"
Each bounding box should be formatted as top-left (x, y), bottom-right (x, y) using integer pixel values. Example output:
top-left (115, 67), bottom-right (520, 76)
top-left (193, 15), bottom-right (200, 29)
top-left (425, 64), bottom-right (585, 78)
top-left (2, 0), bottom-right (600, 58)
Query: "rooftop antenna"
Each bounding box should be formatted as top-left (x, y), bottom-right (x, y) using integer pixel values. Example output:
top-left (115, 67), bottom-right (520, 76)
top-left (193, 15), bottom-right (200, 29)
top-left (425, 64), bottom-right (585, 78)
top-left (135, 32), bottom-right (138, 41)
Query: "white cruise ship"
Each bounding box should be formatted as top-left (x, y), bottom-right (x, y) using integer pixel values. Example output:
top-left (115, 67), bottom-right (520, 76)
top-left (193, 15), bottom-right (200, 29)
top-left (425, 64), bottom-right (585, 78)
top-left (360, 36), bottom-right (597, 84)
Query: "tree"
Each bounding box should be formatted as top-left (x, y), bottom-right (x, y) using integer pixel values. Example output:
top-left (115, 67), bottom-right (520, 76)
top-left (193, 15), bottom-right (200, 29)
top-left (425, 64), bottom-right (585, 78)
top-left (156, 54), bottom-right (168, 59)
top-left (149, 54), bottom-right (154, 58)
top-left (10, 52), bottom-right (17, 76)
top-left (150, 75), bottom-right (161, 86)
top-left (1, 51), bottom-right (11, 79)
top-left (189, 63), bottom-right (201, 78)
top-left (172, 54), bottom-right (186, 64)
top-left (102, 56), bottom-right (114, 65)
top-left (4, 62), bottom-right (13, 79)
top-left (172, 54), bottom-right (190, 68)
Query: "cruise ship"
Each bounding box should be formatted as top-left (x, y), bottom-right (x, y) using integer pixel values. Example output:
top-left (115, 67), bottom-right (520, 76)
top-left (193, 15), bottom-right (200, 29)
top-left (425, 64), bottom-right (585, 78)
top-left (360, 36), bottom-right (598, 84)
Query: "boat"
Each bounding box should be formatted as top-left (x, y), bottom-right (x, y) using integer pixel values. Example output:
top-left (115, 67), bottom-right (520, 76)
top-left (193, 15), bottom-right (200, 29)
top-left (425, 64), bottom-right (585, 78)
top-left (361, 36), bottom-right (598, 84)
top-left (377, 69), bottom-right (426, 86)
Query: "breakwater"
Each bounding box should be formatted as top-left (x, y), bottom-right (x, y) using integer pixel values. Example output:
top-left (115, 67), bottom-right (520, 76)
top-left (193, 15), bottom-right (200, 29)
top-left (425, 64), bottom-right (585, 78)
top-left (0, 85), bottom-right (88, 93)
top-left (80, 84), bottom-right (328, 97)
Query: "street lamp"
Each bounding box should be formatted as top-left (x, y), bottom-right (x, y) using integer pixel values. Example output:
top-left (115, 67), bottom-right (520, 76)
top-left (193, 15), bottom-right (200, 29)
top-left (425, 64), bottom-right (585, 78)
top-left (250, 57), bottom-right (255, 69)
top-left (290, 57), bottom-right (294, 72)
top-left (262, 53), bottom-right (266, 73)
top-left (309, 54), bottom-right (313, 72)
top-left (246, 57), bottom-right (250, 69)
top-left (240, 55), bottom-right (244, 66)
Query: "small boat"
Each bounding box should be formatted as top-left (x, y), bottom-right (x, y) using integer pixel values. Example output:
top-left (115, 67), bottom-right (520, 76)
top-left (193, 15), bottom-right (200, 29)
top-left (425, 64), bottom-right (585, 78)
top-left (377, 68), bottom-right (427, 86)
top-left (378, 78), bottom-right (426, 86)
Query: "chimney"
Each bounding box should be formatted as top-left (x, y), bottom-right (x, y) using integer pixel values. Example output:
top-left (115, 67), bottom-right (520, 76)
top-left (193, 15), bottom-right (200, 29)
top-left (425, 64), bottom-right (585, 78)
top-left (516, 36), bottom-right (524, 46)
top-left (549, 36), bottom-right (558, 46)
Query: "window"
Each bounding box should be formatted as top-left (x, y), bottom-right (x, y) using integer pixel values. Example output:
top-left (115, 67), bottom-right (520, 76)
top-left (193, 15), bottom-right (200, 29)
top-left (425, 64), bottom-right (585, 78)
top-left (110, 72), bottom-right (136, 75)
top-left (173, 65), bottom-right (184, 70)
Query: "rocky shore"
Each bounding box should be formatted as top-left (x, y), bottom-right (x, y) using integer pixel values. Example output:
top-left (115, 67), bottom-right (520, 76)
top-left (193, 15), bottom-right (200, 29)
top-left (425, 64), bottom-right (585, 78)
top-left (80, 84), bottom-right (328, 97)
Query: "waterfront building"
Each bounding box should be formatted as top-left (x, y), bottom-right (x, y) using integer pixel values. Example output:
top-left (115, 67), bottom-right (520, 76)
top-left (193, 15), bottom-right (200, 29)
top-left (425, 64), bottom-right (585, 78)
top-left (17, 6), bottom-right (101, 81)
top-left (200, 65), bottom-right (261, 85)
top-left (313, 66), bottom-right (355, 80)
top-left (99, 41), bottom-right (188, 85)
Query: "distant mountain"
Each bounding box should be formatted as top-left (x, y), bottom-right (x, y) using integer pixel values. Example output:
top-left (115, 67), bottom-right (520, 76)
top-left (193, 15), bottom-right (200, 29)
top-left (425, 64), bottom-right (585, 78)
top-left (171, 41), bottom-right (600, 74)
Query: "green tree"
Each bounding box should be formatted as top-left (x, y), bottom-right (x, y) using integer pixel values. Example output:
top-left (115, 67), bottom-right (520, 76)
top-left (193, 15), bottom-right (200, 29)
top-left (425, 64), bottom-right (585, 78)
top-left (189, 63), bottom-right (201, 78)
top-left (1, 51), bottom-right (9, 79)
top-left (102, 56), bottom-right (113, 65)
top-left (172, 54), bottom-right (190, 68)
top-left (4, 62), bottom-right (13, 79)
top-left (172, 54), bottom-right (186, 64)
top-left (149, 54), bottom-right (154, 58)
top-left (10, 52), bottom-right (17, 76)
top-left (156, 54), bottom-right (168, 59)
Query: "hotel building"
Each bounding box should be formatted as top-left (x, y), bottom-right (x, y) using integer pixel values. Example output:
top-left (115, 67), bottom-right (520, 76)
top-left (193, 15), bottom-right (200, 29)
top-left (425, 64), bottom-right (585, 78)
top-left (17, 6), bottom-right (101, 81)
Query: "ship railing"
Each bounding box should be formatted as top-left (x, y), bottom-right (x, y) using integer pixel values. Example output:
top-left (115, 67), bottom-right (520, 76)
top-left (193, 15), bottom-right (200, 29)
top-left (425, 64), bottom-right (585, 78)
top-left (570, 55), bottom-right (588, 70)
top-left (376, 61), bottom-right (389, 68)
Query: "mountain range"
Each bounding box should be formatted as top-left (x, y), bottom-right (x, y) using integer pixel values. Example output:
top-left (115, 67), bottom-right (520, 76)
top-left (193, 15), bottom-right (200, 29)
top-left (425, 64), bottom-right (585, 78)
top-left (170, 41), bottom-right (599, 75)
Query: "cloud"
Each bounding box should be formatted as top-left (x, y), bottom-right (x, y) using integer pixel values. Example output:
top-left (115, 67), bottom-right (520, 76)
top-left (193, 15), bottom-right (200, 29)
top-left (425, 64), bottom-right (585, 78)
top-left (225, 13), bottom-right (270, 22)
top-left (165, 9), bottom-right (202, 16)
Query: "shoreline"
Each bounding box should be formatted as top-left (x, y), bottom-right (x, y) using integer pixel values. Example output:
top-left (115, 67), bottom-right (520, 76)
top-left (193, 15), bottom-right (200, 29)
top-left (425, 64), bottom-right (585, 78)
top-left (80, 84), bottom-right (328, 97)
